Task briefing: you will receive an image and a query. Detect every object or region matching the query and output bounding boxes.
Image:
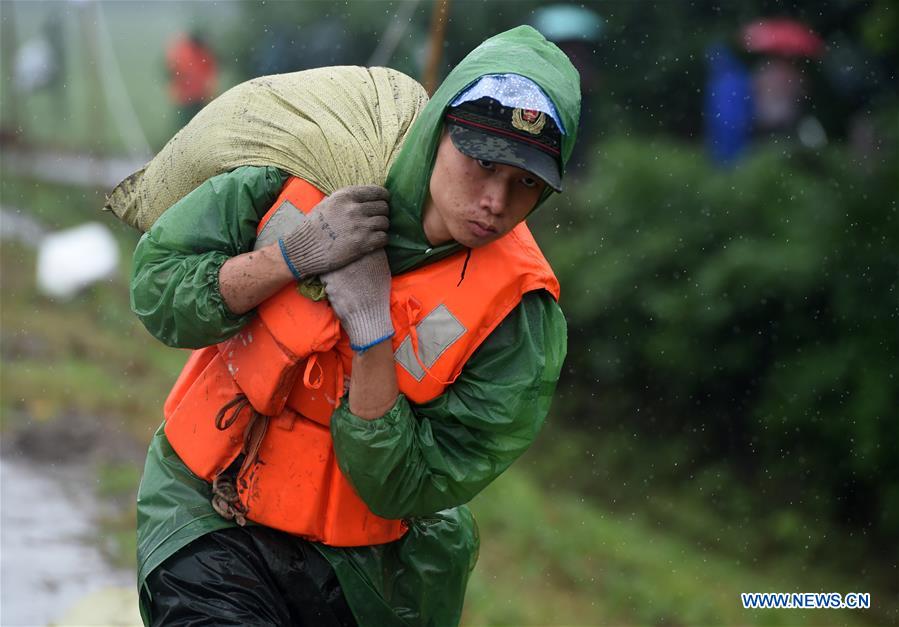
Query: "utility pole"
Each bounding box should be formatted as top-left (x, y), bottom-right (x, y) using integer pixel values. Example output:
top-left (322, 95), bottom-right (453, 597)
top-left (79, 0), bottom-right (105, 155)
top-left (422, 0), bottom-right (450, 96)
top-left (0, 1), bottom-right (21, 144)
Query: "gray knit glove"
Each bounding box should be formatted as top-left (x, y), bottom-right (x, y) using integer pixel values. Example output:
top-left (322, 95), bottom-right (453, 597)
top-left (278, 185), bottom-right (390, 279)
top-left (321, 249), bottom-right (394, 352)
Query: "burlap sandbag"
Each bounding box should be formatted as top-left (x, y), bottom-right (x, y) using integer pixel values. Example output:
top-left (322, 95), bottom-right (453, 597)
top-left (104, 66), bottom-right (428, 232)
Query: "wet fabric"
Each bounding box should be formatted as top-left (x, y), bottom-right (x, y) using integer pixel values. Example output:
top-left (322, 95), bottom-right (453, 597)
top-left (135, 192), bottom-right (564, 621)
top-left (144, 526), bottom-right (357, 627)
top-left (133, 165), bottom-right (566, 513)
top-left (133, 25), bottom-right (579, 627)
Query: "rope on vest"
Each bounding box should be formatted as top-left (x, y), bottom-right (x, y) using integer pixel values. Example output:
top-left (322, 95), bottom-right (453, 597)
top-left (303, 354), bottom-right (324, 389)
top-left (211, 394), bottom-right (271, 525)
top-left (214, 394), bottom-right (252, 430)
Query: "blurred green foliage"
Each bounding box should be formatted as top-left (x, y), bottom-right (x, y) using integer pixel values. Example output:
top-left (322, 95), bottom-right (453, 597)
top-left (529, 115), bottom-right (898, 548)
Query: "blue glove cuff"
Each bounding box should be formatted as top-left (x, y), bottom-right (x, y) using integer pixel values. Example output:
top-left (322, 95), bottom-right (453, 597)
top-left (278, 238), bottom-right (304, 281)
top-left (351, 331), bottom-right (395, 354)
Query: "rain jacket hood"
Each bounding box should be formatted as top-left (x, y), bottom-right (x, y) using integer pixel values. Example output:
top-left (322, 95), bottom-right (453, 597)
top-left (385, 25), bottom-right (581, 274)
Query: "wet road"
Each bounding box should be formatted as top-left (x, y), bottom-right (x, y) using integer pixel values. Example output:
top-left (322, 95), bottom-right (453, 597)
top-left (0, 455), bottom-right (139, 626)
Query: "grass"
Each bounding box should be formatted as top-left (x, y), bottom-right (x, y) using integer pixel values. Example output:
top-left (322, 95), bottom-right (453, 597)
top-left (96, 461), bottom-right (143, 570)
top-left (465, 464), bottom-right (887, 626)
top-left (0, 234), bottom-right (187, 438)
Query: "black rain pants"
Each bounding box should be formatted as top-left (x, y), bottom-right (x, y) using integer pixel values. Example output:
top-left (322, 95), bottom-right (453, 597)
top-left (144, 526), bottom-right (358, 627)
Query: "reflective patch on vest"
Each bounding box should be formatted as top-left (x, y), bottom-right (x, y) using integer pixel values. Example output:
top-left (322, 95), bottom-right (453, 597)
top-left (394, 304), bottom-right (466, 381)
top-left (254, 200), bottom-right (307, 251)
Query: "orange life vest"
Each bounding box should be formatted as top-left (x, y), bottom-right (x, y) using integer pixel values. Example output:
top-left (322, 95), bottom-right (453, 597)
top-left (164, 177), bottom-right (560, 547)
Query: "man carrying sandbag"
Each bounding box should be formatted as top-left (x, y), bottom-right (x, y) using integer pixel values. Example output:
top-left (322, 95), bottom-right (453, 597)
top-left (122, 26), bottom-right (580, 626)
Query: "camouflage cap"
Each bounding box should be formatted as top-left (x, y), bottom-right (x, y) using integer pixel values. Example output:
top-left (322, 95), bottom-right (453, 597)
top-left (445, 97), bottom-right (563, 192)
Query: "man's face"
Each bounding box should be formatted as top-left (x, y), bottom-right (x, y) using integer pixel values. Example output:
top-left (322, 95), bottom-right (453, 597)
top-left (422, 131), bottom-right (548, 248)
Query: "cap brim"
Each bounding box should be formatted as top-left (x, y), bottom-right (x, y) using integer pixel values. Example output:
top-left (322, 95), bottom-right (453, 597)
top-left (448, 124), bottom-right (562, 192)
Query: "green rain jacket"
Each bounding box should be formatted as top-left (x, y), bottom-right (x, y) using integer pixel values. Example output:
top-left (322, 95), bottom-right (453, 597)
top-left (133, 26), bottom-right (580, 627)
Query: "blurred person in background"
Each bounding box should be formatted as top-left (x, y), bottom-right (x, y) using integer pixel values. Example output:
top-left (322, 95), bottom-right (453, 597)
top-left (123, 26), bottom-right (581, 627)
top-left (741, 18), bottom-right (828, 148)
top-left (531, 3), bottom-right (603, 173)
top-left (703, 44), bottom-right (753, 165)
top-left (165, 29), bottom-right (218, 128)
top-left (751, 56), bottom-right (804, 133)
